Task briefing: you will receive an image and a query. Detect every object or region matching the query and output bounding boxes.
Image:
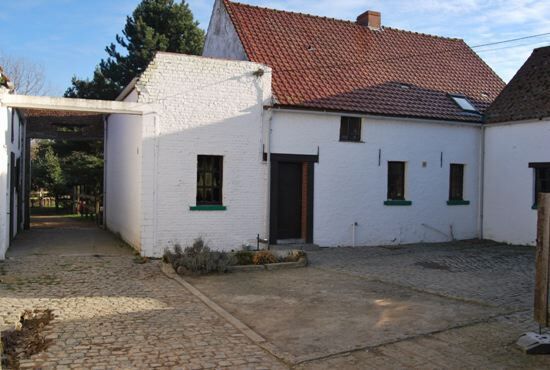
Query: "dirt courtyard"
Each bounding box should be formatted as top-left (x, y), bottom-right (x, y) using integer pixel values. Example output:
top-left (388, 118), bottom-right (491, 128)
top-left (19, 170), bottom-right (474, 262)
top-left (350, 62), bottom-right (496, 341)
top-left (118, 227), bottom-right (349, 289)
top-left (187, 240), bottom-right (550, 369)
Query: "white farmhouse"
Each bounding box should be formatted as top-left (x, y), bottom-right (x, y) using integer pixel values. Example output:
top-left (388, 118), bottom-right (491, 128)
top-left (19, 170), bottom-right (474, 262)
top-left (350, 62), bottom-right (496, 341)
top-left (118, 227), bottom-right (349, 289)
top-left (483, 46), bottom-right (550, 246)
top-left (200, 0), bottom-right (504, 248)
top-left (1, 1), bottom-right (547, 260)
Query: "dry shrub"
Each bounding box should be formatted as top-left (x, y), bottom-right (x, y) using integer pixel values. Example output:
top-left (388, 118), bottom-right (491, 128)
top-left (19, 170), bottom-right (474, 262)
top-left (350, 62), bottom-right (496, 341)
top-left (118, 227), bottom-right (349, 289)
top-left (234, 250), bottom-right (254, 265)
top-left (1, 309), bottom-right (55, 369)
top-left (163, 238), bottom-right (235, 275)
top-left (252, 250), bottom-right (278, 265)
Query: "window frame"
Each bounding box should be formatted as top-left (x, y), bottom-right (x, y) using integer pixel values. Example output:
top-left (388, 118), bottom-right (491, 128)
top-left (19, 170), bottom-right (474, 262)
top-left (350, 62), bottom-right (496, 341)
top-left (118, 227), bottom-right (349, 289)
top-left (449, 163), bottom-right (465, 201)
top-left (530, 162), bottom-right (550, 208)
top-left (387, 161), bottom-right (406, 201)
top-left (196, 155), bottom-right (224, 206)
top-left (339, 116), bottom-right (362, 142)
top-left (449, 94), bottom-right (478, 113)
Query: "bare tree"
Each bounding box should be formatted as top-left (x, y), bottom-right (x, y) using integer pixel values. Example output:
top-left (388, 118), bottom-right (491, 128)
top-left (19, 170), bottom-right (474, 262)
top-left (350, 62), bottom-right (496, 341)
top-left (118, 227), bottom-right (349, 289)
top-left (0, 52), bottom-right (51, 95)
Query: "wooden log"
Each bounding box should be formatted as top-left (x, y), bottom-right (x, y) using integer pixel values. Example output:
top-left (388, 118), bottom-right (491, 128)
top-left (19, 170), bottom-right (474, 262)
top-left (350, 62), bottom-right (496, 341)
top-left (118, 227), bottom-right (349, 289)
top-left (534, 193), bottom-right (550, 326)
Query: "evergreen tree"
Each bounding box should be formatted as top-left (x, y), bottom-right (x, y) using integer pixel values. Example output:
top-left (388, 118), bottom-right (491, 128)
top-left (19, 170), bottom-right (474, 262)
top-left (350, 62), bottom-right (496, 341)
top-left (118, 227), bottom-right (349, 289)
top-left (65, 0), bottom-right (204, 100)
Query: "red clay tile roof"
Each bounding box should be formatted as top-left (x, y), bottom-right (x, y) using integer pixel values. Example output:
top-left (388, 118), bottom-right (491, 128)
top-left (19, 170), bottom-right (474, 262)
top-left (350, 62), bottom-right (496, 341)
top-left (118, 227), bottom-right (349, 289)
top-left (485, 46), bottom-right (550, 124)
top-left (223, 0), bottom-right (505, 123)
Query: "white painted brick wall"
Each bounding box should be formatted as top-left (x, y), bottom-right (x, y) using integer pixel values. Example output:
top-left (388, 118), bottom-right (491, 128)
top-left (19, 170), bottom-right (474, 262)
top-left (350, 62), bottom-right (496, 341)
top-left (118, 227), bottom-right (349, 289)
top-left (136, 52), bottom-right (272, 256)
top-left (105, 89), bottom-right (143, 250)
top-left (483, 119), bottom-right (550, 246)
top-left (0, 104), bottom-right (24, 259)
top-left (270, 111), bottom-right (482, 246)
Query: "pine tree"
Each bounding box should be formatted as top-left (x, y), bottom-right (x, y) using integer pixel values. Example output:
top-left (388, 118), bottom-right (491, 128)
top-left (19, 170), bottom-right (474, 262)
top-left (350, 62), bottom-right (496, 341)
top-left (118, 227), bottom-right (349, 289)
top-left (65, 0), bottom-right (204, 100)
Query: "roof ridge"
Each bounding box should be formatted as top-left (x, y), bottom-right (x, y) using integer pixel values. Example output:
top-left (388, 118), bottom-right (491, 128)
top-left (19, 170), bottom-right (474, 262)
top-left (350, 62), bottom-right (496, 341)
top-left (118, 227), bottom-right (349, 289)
top-left (224, 0), bottom-right (463, 42)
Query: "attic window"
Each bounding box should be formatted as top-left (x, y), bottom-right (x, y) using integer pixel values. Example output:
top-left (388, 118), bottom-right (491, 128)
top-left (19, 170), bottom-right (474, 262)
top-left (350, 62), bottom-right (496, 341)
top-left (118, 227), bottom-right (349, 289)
top-left (450, 95), bottom-right (478, 113)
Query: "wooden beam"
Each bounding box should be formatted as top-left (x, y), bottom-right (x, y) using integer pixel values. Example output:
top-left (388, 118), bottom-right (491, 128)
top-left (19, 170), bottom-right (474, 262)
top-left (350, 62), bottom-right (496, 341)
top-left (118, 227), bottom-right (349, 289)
top-left (534, 193), bottom-right (550, 326)
top-left (0, 94), bottom-right (152, 115)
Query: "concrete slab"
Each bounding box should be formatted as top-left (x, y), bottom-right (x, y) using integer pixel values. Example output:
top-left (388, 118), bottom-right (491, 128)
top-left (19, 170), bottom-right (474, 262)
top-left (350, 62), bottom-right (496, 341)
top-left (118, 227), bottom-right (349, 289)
top-left (6, 216), bottom-right (134, 257)
top-left (187, 267), bottom-right (503, 363)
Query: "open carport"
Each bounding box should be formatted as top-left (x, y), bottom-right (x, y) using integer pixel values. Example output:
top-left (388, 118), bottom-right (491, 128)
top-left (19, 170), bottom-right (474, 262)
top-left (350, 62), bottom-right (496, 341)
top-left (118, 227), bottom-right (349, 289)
top-left (0, 93), bottom-right (152, 259)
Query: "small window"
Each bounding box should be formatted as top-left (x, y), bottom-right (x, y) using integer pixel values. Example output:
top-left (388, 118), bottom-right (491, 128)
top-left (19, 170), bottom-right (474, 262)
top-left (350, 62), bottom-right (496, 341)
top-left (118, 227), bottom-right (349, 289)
top-left (532, 163), bottom-right (550, 206)
top-left (197, 155), bottom-right (223, 205)
top-left (340, 116), bottom-right (362, 142)
top-left (449, 164), bottom-right (465, 201)
top-left (387, 161), bottom-right (406, 200)
top-left (450, 95), bottom-right (478, 113)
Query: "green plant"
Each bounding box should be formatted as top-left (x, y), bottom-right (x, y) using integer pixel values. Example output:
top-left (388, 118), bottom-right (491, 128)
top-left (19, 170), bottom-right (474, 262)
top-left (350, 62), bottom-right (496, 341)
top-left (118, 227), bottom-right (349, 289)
top-left (252, 250), bottom-right (278, 265)
top-left (234, 250), bottom-right (254, 265)
top-left (163, 238), bottom-right (235, 275)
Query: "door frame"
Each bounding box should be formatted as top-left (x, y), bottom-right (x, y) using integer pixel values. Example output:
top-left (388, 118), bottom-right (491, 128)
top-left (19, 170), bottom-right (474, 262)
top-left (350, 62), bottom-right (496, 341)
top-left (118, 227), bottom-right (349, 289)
top-left (269, 153), bottom-right (318, 244)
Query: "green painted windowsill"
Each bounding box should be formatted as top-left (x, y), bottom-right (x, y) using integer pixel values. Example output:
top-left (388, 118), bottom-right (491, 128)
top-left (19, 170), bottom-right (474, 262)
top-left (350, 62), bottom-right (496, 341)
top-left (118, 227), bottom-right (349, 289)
top-left (447, 200), bottom-right (470, 206)
top-left (532, 204), bottom-right (538, 210)
top-left (189, 205), bottom-right (227, 211)
top-left (384, 200), bottom-right (412, 206)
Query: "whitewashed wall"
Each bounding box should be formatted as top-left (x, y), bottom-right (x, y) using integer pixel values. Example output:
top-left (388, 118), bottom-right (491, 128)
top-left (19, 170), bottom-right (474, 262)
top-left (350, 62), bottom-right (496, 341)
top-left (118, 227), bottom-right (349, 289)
top-left (0, 105), bottom-right (8, 259)
top-left (203, 0), bottom-right (248, 61)
top-left (0, 104), bottom-right (24, 259)
top-left (136, 53), bottom-right (271, 256)
top-left (483, 119), bottom-right (550, 246)
top-left (105, 90), bottom-right (143, 250)
top-left (270, 110), bottom-right (481, 247)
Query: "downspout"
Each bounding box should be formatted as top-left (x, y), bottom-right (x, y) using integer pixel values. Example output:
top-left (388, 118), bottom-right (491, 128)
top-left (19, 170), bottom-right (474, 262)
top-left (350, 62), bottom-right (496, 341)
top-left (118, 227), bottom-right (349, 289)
top-left (152, 113), bottom-right (160, 256)
top-left (265, 107), bottom-right (273, 247)
top-left (103, 116), bottom-right (108, 229)
top-left (479, 125), bottom-right (486, 240)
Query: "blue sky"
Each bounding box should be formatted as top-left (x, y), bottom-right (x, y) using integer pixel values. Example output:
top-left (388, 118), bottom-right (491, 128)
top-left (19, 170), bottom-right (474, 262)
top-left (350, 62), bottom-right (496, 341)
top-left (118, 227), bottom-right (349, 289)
top-left (1, 0), bottom-right (549, 96)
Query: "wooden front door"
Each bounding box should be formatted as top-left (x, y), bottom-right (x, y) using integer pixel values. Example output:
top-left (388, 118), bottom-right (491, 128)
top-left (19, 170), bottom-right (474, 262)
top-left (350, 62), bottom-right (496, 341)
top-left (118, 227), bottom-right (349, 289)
top-left (277, 162), bottom-right (302, 240)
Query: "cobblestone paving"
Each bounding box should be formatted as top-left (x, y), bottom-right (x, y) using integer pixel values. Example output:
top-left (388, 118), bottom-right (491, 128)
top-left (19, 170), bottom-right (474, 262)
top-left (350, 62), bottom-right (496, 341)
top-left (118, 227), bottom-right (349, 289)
top-left (298, 311), bottom-right (550, 370)
top-left (297, 240), bottom-right (550, 369)
top-left (308, 239), bottom-right (535, 309)
top-left (0, 255), bottom-right (286, 369)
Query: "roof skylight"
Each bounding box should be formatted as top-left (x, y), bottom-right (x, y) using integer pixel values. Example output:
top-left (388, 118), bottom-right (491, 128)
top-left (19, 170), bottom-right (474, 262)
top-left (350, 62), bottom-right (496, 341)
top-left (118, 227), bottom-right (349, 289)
top-left (450, 95), bottom-right (478, 113)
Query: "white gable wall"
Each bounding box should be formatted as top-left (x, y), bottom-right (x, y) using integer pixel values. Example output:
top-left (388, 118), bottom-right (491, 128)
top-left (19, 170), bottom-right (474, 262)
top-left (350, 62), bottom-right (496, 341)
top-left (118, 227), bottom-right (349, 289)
top-left (105, 89), bottom-right (143, 250)
top-left (483, 119), bottom-right (550, 246)
top-left (271, 110), bottom-right (481, 246)
top-left (203, 0), bottom-right (248, 61)
top-left (136, 53), bottom-right (271, 256)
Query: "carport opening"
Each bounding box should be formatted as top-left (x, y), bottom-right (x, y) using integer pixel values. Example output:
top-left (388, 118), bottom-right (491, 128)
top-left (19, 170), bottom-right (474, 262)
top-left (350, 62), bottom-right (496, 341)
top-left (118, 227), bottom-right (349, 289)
top-left (24, 109), bottom-right (104, 231)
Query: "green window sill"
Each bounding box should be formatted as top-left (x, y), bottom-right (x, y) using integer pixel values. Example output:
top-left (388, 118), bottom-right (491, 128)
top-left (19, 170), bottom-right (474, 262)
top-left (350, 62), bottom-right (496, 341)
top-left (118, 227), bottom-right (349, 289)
top-left (384, 200), bottom-right (412, 206)
top-left (189, 205), bottom-right (227, 211)
top-left (532, 204), bottom-right (538, 210)
top-left (447, 200), bottom-right (470, 206)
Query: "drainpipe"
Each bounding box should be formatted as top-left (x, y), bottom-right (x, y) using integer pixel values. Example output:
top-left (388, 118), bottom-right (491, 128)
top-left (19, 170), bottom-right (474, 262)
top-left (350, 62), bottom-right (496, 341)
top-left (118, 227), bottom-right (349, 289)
top-left (152, 113), bottom-right (160, 257)
top-left (103, 116), bottom-right (108, 229)
top-left (479, 125), bottom-right (486, 239)
top-left (265, 107), bottom-right (273, 247)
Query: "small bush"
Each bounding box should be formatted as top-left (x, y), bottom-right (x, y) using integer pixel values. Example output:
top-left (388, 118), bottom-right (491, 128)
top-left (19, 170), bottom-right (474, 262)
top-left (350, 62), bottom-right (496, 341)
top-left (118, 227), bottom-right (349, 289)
top-left (163, 238), bottom-right (235, 275)
top-left (234, 250), bottom-right (254, 265)
top-left (252, 250), bottom-right (278, 265)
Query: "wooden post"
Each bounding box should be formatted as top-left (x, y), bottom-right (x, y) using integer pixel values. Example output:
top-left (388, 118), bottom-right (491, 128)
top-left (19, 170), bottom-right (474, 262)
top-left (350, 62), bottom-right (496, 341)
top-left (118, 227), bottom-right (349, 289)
top-left (534, 193), bottom-right (550, 326)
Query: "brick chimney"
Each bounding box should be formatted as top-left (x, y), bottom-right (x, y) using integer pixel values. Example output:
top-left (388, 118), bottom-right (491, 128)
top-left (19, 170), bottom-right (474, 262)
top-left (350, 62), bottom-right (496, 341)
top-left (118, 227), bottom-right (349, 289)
top-left (357, 10), bottom-right (381, 30)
